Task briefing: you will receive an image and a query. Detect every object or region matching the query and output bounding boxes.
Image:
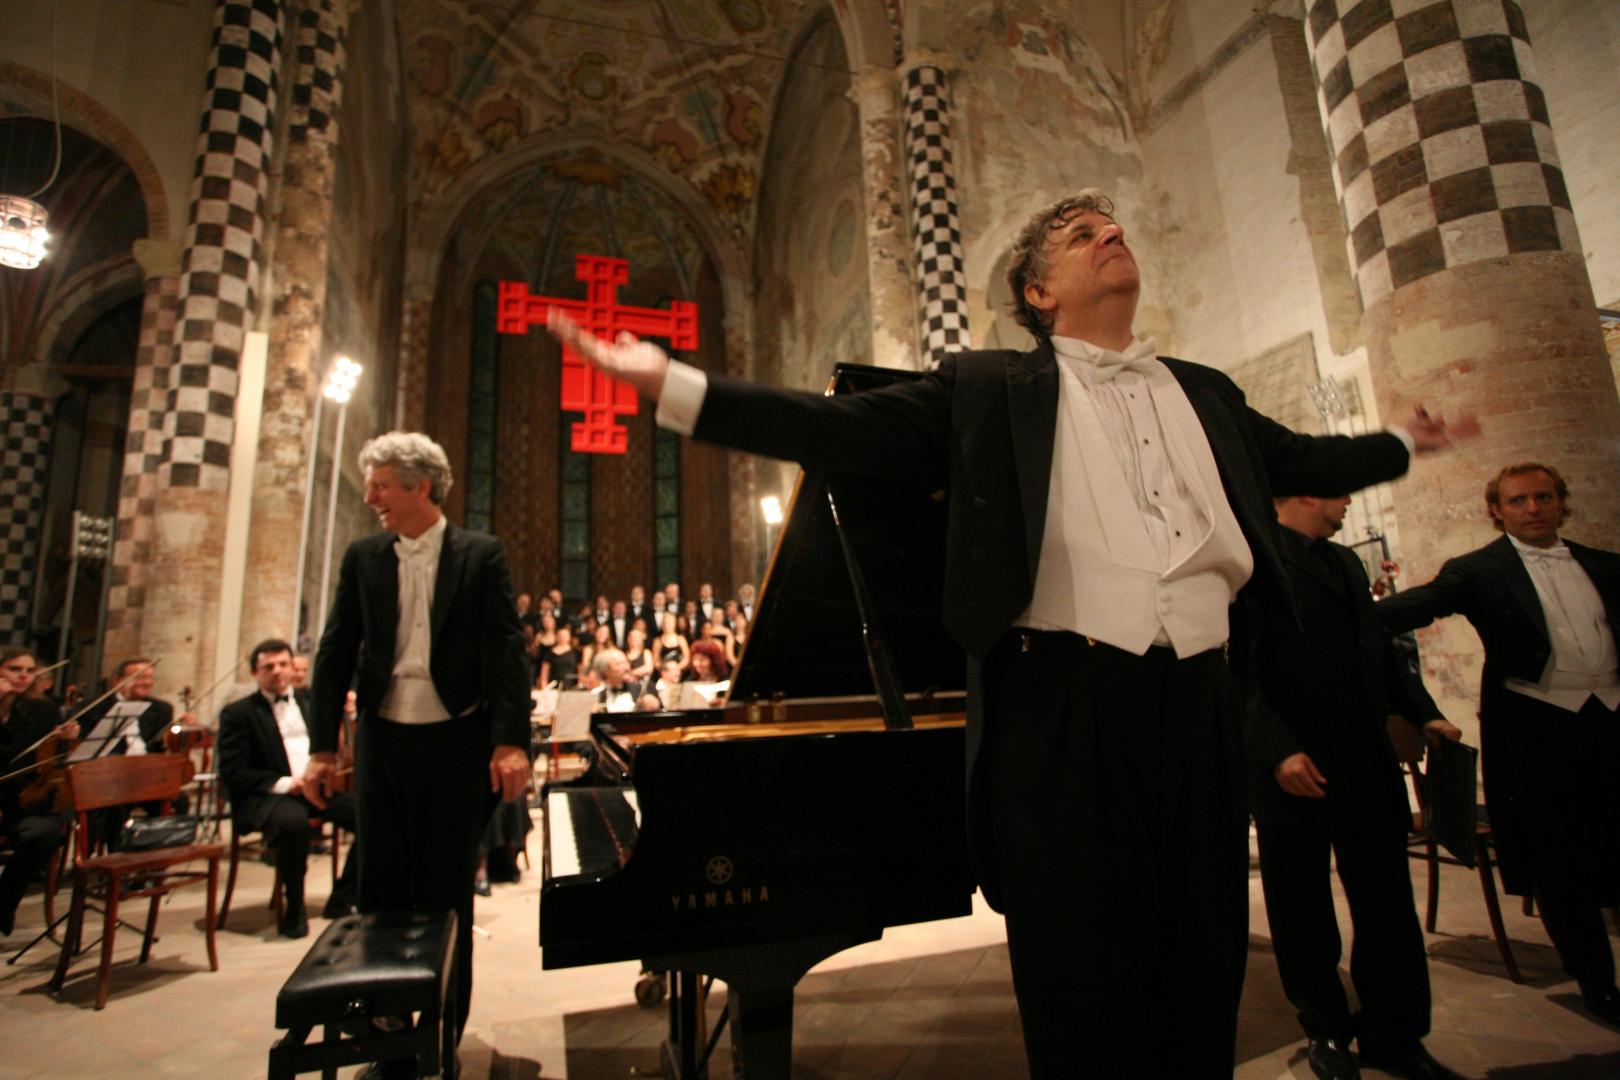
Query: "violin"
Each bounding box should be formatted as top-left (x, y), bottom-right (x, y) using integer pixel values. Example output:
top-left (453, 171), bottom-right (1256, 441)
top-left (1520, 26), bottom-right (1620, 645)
top-left (17, 723), bottom-right (76, 814)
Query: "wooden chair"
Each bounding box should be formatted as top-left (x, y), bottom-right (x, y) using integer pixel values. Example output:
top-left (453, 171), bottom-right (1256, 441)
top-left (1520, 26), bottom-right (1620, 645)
top-left (48, 755), bottom-right (224, 1009)
top-left (1387, 716), bottom-right (1522, 982)
top-left (164, 727), bottom-right (218, 837)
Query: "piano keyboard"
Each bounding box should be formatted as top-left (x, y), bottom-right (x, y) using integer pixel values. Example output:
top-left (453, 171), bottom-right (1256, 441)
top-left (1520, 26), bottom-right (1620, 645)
top-left (546, 787), bottom-right (641, 881)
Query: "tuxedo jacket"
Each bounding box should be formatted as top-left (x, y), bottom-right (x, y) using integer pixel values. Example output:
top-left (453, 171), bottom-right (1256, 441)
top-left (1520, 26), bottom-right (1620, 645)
top-left (218, 687), bottom-right (311, 829)
top-left (1376, 533), bottom-right (1620, 892)
top-left (1246, 528), bottom-right (1441, 823)
top-left (691, 344), bottom-right (1411, 898)
top-left (311, 523), bottom-right (532, 754)
top-left (80, 696), bottom-right (175, 755)
top-left (1377, 534), bottom-right (1620, 696)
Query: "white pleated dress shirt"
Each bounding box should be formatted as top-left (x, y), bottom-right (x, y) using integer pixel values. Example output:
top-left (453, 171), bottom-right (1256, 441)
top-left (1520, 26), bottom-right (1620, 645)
top-left (378, 514), bottom-right (454, 724)
top-left (1503, 534), bottom-right (1620, 712)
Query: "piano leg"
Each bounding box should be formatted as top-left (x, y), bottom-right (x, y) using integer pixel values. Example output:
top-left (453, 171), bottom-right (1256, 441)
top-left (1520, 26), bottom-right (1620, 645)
top-left (662, 970), bottom-right (708, 1079)
top-left (727, 985), bottom-right (793, 1080)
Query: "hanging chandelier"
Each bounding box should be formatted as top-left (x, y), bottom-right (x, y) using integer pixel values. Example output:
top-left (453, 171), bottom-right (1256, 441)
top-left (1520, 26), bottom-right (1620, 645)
top-left (0, 195), bottom-right (50, 270)
top-left (1, 0), bottom-right (59, 271)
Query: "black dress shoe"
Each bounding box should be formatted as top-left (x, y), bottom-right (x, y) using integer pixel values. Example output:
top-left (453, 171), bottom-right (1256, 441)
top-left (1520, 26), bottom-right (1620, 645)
top-left (278, 906), bottom-right (309, 939)
top-left (322, 895), bottom-right (357, 919)
top-left (1307, 1036), bottom-right (1360, 1080)
top-left (1582, 985), bottom-right (1620, 1026)
top-left (1358, 1044), bottom-right (1464, 1080)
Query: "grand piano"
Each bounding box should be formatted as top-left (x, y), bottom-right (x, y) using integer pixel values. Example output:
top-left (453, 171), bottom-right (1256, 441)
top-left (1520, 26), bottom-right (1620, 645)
top-left (540, 364), bottom-right (974, 1078)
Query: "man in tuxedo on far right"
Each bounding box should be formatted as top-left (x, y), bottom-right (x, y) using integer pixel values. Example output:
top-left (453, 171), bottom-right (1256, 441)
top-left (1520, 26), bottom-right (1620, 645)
top-left (1379, 462), bottom-right (1620, 1026)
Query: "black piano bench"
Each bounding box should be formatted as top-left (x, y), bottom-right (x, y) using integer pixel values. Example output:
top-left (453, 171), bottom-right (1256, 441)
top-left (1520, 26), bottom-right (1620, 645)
top-left (268, 911), bottom-right (458, 1080)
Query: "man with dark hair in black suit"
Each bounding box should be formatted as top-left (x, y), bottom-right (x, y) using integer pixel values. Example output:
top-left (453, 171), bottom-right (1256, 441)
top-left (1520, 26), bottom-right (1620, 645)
top-left (1379, 462), bottom-right (1620, 1026)
top-left (306, 431), bottom-right (531, 1072)
top-left (548, 189), bottom-right (1478, 1076)
top-left (1253, 494), bottom-right (1463, 1080)
top-left (219, 638), bottom-right (357, 938)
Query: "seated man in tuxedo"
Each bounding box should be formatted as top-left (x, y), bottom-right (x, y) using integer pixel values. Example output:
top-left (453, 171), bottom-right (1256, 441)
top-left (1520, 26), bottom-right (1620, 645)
top-left (219, 638), bottom-right (358, 938)
top-left (590, 649), bottom-right (644, 712)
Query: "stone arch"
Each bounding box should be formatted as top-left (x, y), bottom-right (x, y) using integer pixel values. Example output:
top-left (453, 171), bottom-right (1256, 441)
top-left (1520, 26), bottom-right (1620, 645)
top-left (826, 0), bottom-right (901, 72)
top-left (29, 257), bottom-right (145, 369)
top-left (0, 61), bottom-right (171, 243)
top-left (411, 131), bottom-right (745, 312)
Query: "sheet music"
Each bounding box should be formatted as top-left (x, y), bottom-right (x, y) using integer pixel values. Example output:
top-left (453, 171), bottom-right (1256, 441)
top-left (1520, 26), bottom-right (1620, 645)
top-left (68, 701), bottom-right (149, 761)
top-left (531, 688), bottom-right (560, 720)
top-left (678, 681), bottom-right (728, 709)
top-left (551, 691), bottom-right (595, 741)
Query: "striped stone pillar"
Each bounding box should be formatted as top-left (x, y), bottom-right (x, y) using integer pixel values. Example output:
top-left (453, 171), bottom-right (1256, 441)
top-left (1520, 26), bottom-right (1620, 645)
top-left (240, 0), bottom-right (349, 654)
top-left (904, 64), bottom-right (969, 368)
top-left (850, 65), bottom-right (919, 370)
top-left (143, 0), bottom-right (286, 692)
top-left (1306, 0), bottom-right (1620, 720)
top-left (0, 391), bottom-right (55, 644)
top-left (103, 264), bottom-right (181, 664)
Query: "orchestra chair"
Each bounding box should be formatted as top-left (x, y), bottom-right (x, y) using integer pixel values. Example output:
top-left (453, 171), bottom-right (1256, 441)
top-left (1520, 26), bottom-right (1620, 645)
top-left (48, 754), bottom-right (223, 1010)
top-left (1387, 716), bottom-right (1522, 983)
top-left (164, 726), bottom-right (219, 839)
top-left (269, 910), bottom-right (457, 1079)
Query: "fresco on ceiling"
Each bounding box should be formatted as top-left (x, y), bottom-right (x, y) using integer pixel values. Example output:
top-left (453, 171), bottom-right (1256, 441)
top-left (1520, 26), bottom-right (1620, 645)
top-left (446, 154), bottom-right (710, 305)
top-left (401, 0), bottom-right (836, 245)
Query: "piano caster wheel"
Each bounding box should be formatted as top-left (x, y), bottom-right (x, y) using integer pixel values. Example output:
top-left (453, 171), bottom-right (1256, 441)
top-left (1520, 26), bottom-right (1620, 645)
top-left (634, 972), bottom-right (666, 1008)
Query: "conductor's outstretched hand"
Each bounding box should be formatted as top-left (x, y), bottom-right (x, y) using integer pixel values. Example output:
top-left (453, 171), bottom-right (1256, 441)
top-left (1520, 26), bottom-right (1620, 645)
top-left (547, 309), bottom-right (671, 401)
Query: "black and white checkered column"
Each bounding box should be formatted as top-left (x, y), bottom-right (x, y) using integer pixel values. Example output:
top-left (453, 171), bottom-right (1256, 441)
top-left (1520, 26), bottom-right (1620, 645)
top-left (0, 392), bottom-right (55, 642)
top-left (1306, 0), bottom-right (1577, 308)
top-left (162, 0), bottom-right (285, 490)
top-left (905, 65), bottom-right (969, 368)
top-left (287, 0), bottom-right (344, 143)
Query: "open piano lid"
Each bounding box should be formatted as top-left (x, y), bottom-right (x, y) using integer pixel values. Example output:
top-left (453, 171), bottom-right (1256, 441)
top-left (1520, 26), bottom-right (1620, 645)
top-left (726, 362), bottom-right (966, 704)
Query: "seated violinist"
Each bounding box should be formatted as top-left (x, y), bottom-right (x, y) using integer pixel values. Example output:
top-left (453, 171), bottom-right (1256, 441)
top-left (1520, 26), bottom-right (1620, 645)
top-left (218, 639), bottom-right (358, 938)
top-left (78, 656), bottom-right (198, 848)
top-left (0, 646), bottom-right (77, 936)
top-left (80, 657), bottom-right (198, 754)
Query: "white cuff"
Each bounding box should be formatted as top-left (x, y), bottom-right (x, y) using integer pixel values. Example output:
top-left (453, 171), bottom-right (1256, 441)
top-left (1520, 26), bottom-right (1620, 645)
top-left (656, 360), bottom-right (708, 437)
top-left (271, 776), bottom-right (294, 795)
top-left (1387, 425), bottom-right (1415, 457)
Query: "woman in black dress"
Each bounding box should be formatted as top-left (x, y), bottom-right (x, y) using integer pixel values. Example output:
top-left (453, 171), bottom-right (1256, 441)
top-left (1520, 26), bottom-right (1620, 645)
top-left (538, 624), bottom-right (581, 688)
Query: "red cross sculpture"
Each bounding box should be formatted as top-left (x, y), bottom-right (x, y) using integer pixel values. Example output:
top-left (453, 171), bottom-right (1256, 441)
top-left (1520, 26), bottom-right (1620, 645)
top-left (497, 255), bottom-right (700, 454)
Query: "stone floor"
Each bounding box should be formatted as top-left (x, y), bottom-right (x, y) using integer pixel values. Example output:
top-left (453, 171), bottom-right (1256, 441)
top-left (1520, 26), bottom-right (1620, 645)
top-left (0, 818), bottom-right (1615, 1078)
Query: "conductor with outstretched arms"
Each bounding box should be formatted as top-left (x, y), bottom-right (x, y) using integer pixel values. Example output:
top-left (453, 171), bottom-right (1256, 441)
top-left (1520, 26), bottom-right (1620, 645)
top-left (305, 432), bottom-right (532, 1077)
top-left (549, 190), bottom-right (1477, 1077)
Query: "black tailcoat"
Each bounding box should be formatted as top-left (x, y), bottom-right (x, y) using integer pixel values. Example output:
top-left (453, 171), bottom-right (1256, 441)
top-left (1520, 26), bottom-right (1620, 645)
top-left (310, 523), bottom-right (531, 751)
top-left (1377, 533), bottom-right (1620, 896)
top-left (217, 687), bottom-right (310, 832)
top-left (692, 342), bottom-right (1411, 905)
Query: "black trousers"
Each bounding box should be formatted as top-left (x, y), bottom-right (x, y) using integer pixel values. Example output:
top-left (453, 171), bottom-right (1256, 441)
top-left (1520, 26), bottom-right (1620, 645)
top-left (0, 811), bottom-right (69, 929)
top-left (1490, 694), bottom-right (1620, 993)
top-left (982, 632), bottom-right (1250, 1078)
top-left (356, 713), bottom-right (496, 1045)
top-left (258, 790), bottom-right (358, 909)
top-left (1255, 796), bottom-right (1429, 1054)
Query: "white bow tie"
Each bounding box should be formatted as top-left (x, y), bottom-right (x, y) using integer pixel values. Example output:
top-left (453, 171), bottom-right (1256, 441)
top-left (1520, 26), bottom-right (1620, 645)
top-left (1521, 544), bottom-right (1572, 562)
top-left (1055, 337), bottom-right (1159, 383)
top-left (395, 533), bottom-right (433, 558)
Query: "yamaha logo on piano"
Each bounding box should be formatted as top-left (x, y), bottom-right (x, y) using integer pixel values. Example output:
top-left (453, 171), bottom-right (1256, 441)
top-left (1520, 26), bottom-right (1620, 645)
top-left (671, 855), bottom-right (771, 912)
